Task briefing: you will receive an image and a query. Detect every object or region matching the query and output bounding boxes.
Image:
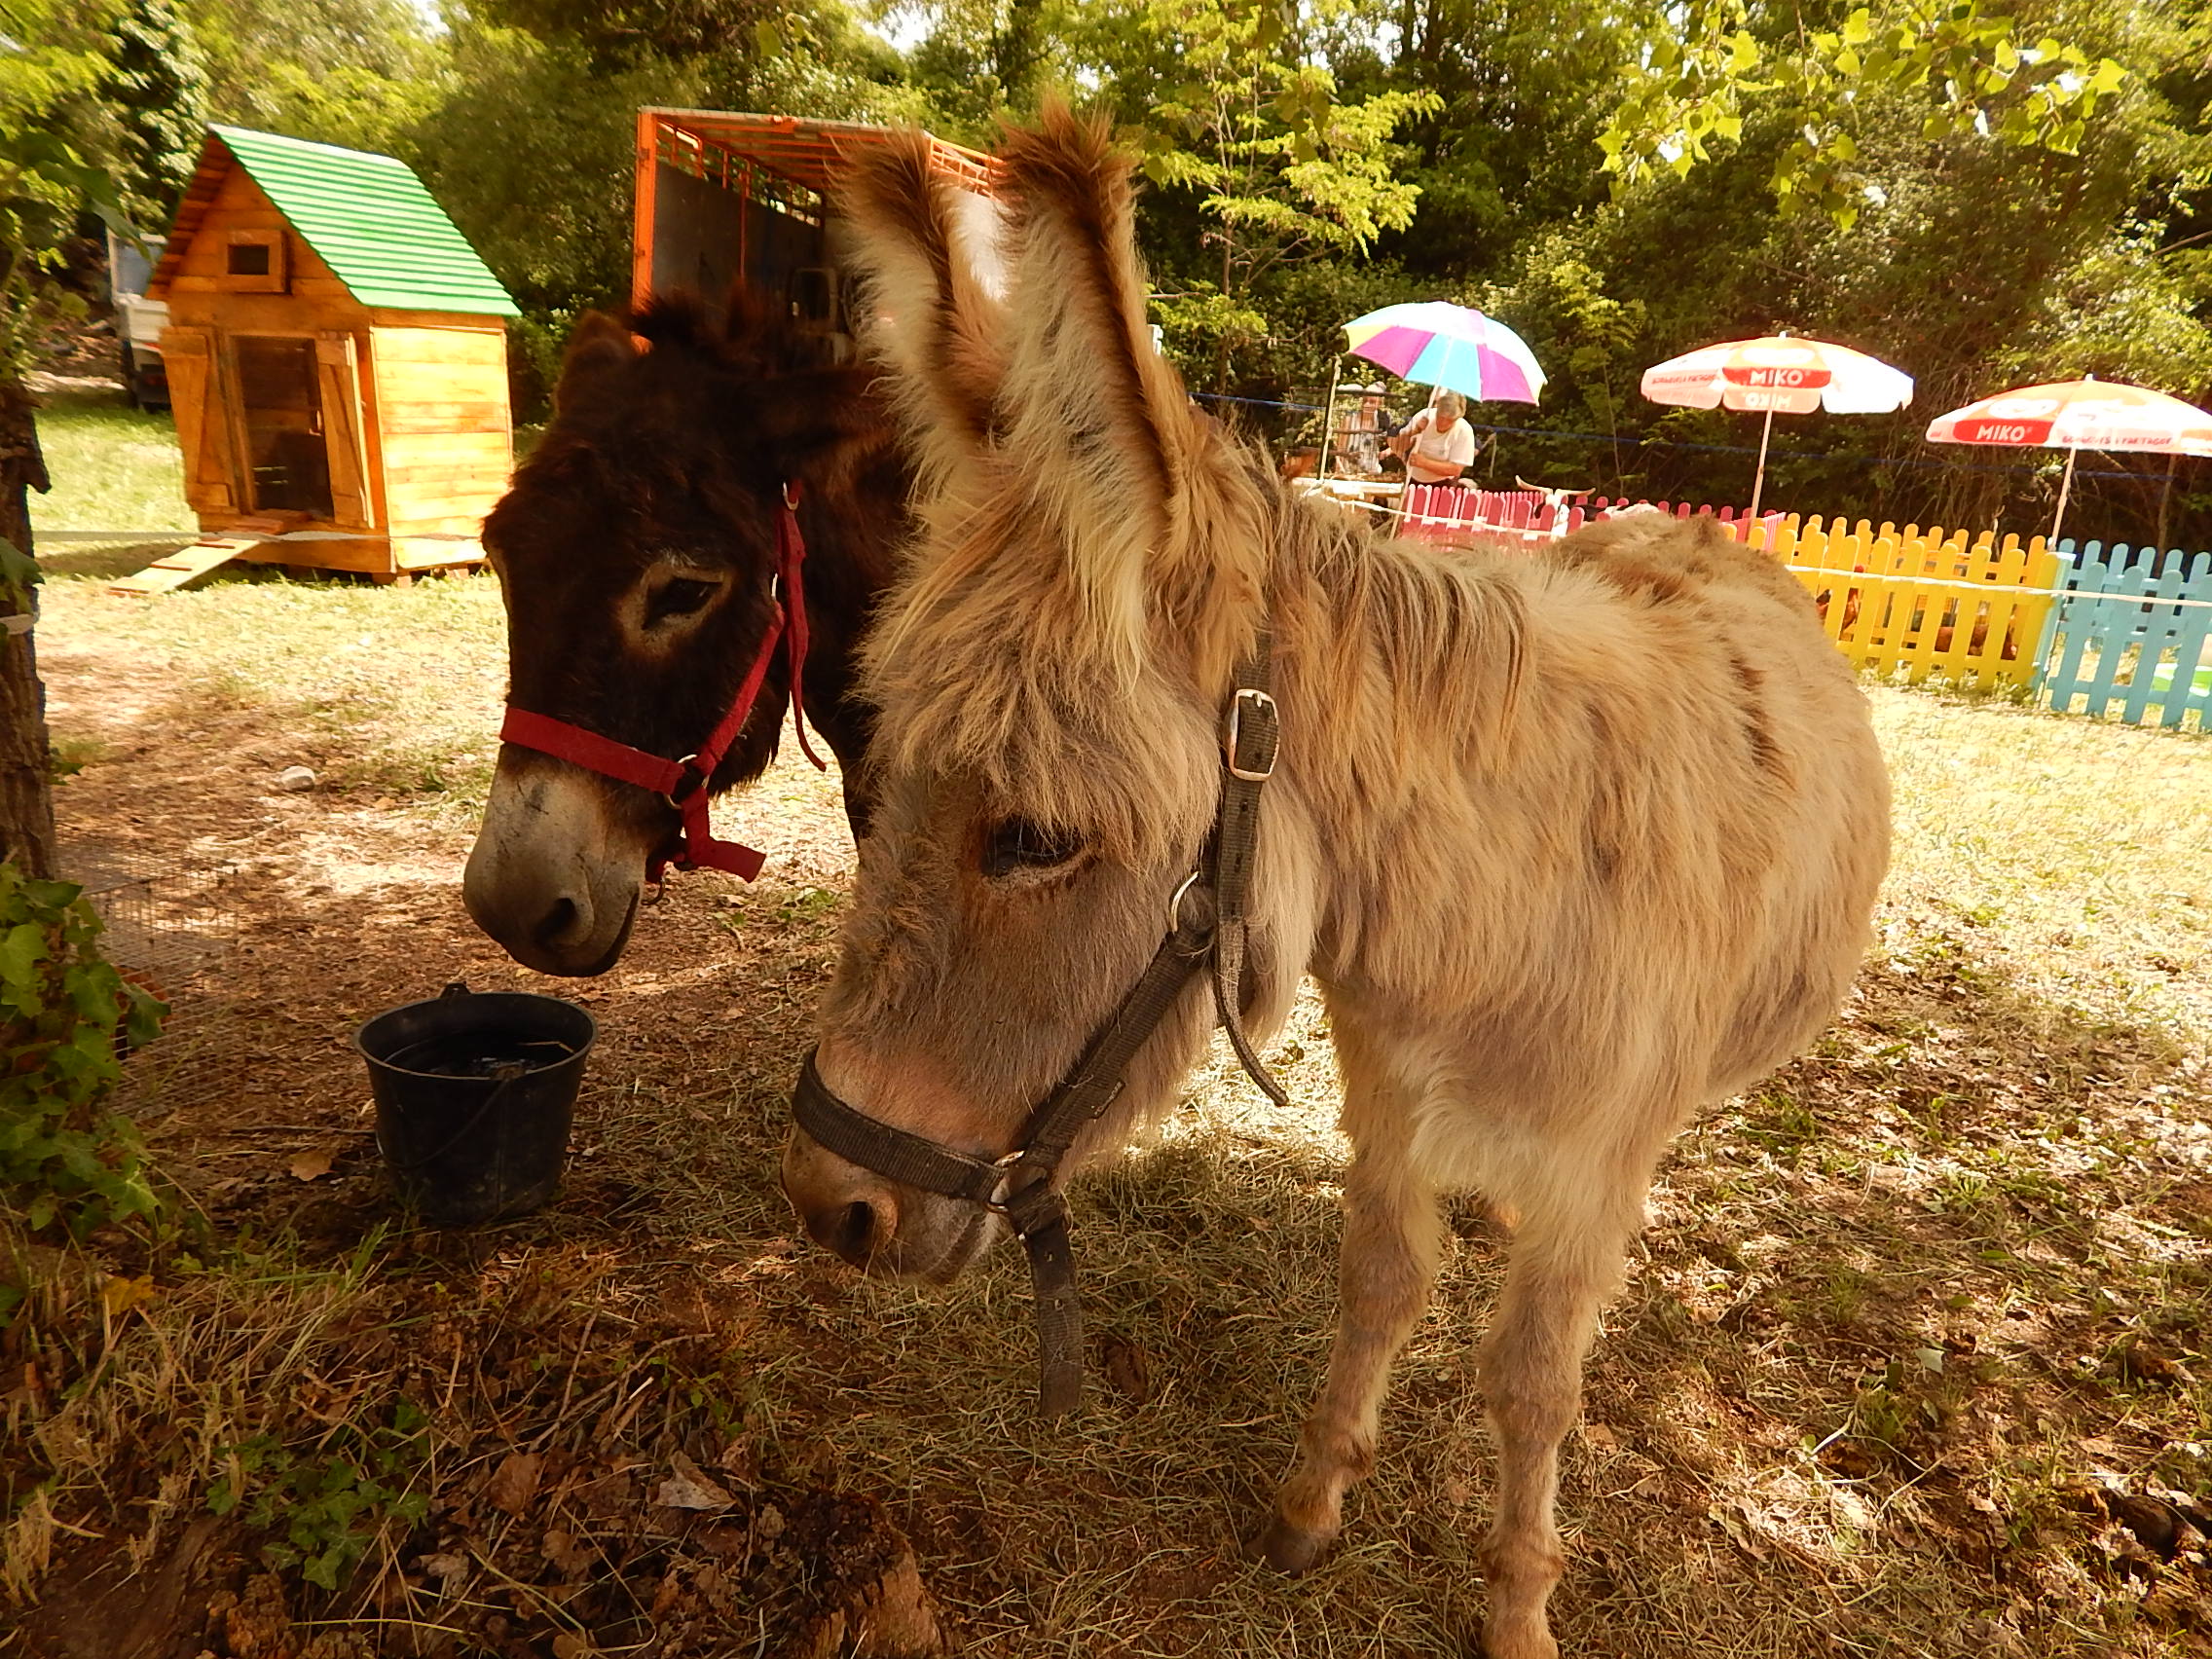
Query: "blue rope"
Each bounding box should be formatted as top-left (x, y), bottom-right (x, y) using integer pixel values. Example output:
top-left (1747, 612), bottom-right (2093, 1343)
top-left (1193, 391), bottom-right (2170, 483)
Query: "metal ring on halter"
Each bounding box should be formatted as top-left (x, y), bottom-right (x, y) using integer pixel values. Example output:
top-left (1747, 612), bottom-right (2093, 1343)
top-left (783, 482), bottom-right (800, 511)
top-left (1167, 868), bottom-right (1203, 932)
top-left (984, 1147), bottom-right (1030, 1213)
top-left (660, 754), bottom-right (705, 810)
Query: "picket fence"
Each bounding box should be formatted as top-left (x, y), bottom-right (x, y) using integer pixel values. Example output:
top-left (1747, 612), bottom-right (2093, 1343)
top-left (1751, 517), bottom-right (2059, 694)
top-left (1383, 484), bottom-right (2212, 728)
top-left (2038, 543), bottom-right (2212, 730)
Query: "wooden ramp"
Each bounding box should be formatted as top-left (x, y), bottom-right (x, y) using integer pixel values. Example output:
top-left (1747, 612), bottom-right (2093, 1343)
top-left (105, 535), bottom-right (265, 598)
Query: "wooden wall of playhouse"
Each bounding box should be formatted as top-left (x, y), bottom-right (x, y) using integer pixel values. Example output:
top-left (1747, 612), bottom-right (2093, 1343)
top-left (159, 162), bottom-right (512, 578)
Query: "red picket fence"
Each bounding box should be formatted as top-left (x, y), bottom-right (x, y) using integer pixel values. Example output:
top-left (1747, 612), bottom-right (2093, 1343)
top-left (1394, 486), bottom-right (1777, 546)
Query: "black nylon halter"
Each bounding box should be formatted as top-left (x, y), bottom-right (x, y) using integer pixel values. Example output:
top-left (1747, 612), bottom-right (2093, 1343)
top-left (791, 643), bottom-right (1287, 1415)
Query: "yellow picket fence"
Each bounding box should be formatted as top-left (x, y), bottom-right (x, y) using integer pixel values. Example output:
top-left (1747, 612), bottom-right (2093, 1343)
top-left (1745, 515), bottom-right (2060, 691)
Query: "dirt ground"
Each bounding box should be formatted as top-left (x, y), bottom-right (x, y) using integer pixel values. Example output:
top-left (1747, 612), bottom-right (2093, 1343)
top-left (6, 567), bottom-right (2211, 1659)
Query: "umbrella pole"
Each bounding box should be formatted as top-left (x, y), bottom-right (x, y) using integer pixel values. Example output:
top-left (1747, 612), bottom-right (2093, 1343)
top-left (1315, 359), bottom-right (1344, 481)
top-left (1749, 406), bottom-right (1776, 524)
top-left (2049, 445), bottom-right (2080, 546)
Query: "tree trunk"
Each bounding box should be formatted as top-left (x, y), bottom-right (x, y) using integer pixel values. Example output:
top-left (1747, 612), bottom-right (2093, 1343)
top-left (0, 377), bottom-right (58, 879)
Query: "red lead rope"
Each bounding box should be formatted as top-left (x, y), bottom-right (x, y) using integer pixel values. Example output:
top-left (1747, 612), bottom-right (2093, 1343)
top-left (498, 485), bottom-right (830, 884)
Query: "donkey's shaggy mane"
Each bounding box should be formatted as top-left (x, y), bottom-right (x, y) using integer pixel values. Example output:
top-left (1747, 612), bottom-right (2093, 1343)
top-left (507, 289), bottom-right (893, 543)
top-left (856, 387), bottom-right (1541, 868)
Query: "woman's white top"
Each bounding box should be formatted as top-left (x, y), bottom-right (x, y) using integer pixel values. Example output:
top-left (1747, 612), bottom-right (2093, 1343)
top-left (1404, 413), bottom-right (1478, 483)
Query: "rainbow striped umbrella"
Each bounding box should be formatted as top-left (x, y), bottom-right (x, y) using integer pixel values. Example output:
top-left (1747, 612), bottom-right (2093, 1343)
top-left (1342, 303), bottom-right (1546, 404)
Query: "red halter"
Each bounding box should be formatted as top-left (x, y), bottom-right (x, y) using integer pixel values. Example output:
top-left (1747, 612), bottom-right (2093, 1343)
top-left (498, 485), bottom-right (829, 884)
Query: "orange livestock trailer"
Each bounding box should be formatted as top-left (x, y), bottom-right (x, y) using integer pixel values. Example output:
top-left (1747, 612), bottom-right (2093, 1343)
top-left (629, 109), bottom-right (996, 353)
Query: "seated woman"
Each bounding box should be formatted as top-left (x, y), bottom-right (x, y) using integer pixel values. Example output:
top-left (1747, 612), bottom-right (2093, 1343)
top-left (1333, 383), bottom-right (1392, 477)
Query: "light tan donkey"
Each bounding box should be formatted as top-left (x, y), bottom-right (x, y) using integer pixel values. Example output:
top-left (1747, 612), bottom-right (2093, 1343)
top-left (781, 107), bottom-right (1891, 1658)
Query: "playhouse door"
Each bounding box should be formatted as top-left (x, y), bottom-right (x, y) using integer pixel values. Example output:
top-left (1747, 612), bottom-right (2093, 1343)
top-left (234, 335), bottom-right (334, 518)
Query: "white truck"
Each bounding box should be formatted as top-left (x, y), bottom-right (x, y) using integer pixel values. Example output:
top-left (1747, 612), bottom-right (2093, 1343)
top-left (107, 229), bottom-right (169, 411)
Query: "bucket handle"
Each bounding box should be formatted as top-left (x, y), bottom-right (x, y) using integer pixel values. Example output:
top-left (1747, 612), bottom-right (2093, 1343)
top-left (376, 1059), bottom-right (528, 1176)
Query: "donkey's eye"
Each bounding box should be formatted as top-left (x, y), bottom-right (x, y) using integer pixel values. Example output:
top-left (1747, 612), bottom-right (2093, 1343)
top-left (645, 575), bottom-right (721, 626)
top-left (982, 817), bottom-right (1086, 878)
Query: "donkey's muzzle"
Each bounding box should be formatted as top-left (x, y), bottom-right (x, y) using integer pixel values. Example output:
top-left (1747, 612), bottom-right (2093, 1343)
top-left (463, 762), bottom-right (649, 975)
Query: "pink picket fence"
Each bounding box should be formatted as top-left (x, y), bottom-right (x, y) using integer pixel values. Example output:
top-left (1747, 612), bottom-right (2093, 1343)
top-left (1395, 486), bottom-right (1776, 546)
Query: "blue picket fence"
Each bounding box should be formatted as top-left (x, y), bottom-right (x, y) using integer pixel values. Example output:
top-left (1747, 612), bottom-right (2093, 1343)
top-left (2036, 542), bottom-right (2212, 731)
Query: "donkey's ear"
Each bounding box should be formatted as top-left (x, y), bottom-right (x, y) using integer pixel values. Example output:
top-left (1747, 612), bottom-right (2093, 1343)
top-left (993, 101), bottom-right (1199, 583)
top-left (834, 129), bottom-right (1006, 492)
top-left (553, 312), bottom-right (639, 411)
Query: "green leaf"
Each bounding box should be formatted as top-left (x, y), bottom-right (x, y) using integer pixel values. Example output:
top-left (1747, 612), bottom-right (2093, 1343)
top-left (0, 922), bottom-right (48, 997)
top-left (0, 537), bottom-right (41, 608)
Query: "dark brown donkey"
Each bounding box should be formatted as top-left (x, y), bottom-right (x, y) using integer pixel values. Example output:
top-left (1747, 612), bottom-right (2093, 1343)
top-left (463, 294), bottom-right (905, 976)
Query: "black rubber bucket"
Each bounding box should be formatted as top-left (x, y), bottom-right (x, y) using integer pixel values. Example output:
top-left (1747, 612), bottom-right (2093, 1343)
top-left (356, 981), bottom-right (596, 1226)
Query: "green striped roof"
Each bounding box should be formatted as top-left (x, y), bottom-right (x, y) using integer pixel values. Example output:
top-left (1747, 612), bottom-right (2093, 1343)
top-left (212, 126), bottom-right (519, 317)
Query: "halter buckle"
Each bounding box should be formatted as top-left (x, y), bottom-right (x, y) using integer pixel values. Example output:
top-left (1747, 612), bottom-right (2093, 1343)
top-left (1223, 687), bottom-right (1278, 782)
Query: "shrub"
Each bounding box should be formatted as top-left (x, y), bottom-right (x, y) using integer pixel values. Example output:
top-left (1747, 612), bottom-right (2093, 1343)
top-left (0, 862), bottom-right (166, 1247)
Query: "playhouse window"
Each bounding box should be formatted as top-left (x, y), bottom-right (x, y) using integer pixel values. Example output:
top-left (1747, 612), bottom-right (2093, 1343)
top-left (222, 231), bottom-right (285, 292)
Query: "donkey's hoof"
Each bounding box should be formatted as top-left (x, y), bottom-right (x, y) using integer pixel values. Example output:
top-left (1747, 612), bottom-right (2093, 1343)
top-left (1251, 1516), bottom-right (1334, 1575)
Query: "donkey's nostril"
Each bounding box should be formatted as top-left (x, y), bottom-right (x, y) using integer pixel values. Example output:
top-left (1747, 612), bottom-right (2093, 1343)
top-left (534, 897), bottom-right (580, 948)
top-left (808, 1196), bottom-right (894, 1268)
top-left (832, 1200), bottom-right (879, 1264)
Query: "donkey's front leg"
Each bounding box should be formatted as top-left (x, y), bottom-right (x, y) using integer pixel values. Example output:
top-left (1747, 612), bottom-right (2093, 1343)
top-left (1258, 1054), bottom-right (1440, 1572)
top-left (1475, 1209), bottom-right (1637, 1659)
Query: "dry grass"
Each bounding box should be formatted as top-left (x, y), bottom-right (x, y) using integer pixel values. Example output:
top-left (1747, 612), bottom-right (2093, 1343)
top-left (3, 570), bottom-right (2208, 1658)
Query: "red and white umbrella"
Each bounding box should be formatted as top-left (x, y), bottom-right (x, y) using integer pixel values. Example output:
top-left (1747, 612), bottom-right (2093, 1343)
top-left (1641, 333), bottom-right (1915, 521)
top-left (1925, 377), bottom-right (2212, 542)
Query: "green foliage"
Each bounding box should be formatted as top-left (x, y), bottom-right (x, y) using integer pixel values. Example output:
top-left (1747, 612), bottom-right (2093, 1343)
top-left (898, 0), bottom-right (1070, 133)
top-left (101, 0), bottom-right (209, 216)
top-left (1466, 231), bottom-right (1649, 482)
top-left (0, 532), bottom-right (41, 612)
top-left (1, 10), bottom-right (144, 374)
top-left (208, 1397), bottom-right (432, 1592)
top-left (0, 0), bottom-right (127, 133)
top-left (473, 0), bottom-right (785, 62)
top-left (1599, 0), bottom-right (2131, 228)
top-left (1130, 0), bottom-right (1437, 296)
top-left (404, 25), bottom-right (705, 325)
top-left (0, 127), bottom-right (140, 402)
top-left (0, 862), bottom-right (165, 1238)
top-left (184, 0), bottom-right (443, 154)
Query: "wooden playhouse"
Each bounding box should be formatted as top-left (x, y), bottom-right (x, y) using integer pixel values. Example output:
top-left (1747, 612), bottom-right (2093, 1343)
top-left (130, 126), bottom-right (520, 593)
top-left (629, 109), bottom-right (996, 346)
